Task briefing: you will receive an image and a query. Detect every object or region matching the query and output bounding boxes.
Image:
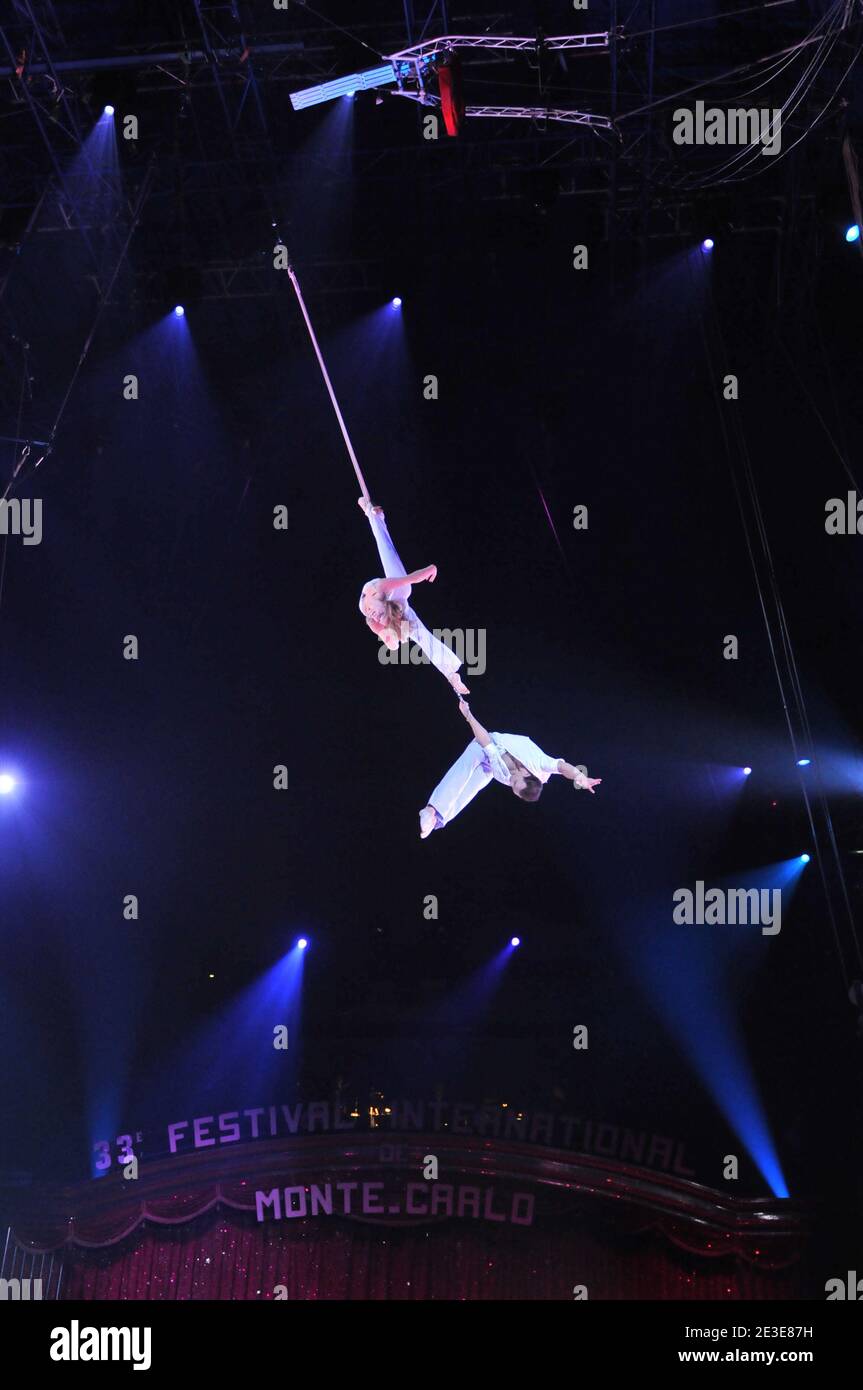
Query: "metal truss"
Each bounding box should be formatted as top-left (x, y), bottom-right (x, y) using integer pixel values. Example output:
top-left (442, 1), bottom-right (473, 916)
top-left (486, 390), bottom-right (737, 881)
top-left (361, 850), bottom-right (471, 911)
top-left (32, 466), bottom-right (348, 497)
top-left (191, 0), bottom-right (268, 138)
top-left (466, 105), bottom-right (612, 130)
top-left (3, 0), bottom-right (86, 150)
top-left (390, 33), bottom-right (608, 62)
top-left (394, 91), bottom-right (613, 130)
top-left (84, 256), bottom-right (384, 306)
top-left (388, 31), bottom-right (611, 131)
top-left (0, 0), bottom-right (848, 311)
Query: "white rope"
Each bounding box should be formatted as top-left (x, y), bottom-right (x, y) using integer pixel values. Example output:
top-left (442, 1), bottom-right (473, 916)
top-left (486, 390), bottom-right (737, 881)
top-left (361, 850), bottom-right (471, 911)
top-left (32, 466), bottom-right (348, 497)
top-left (287, 263), bottom-right (370, 502)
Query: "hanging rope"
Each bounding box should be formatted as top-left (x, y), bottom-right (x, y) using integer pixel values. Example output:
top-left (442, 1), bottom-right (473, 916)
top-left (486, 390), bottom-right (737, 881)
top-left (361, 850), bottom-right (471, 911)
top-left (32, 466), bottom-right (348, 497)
top-left (287, 260), bottom-right (370, 503)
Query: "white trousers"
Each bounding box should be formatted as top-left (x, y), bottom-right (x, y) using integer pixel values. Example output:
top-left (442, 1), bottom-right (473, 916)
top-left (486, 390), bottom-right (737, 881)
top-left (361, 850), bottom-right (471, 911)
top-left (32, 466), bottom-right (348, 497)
top-left (367, 511), bottom-right (461, 680)
top-left (426, 739), bottom-right (494, 830)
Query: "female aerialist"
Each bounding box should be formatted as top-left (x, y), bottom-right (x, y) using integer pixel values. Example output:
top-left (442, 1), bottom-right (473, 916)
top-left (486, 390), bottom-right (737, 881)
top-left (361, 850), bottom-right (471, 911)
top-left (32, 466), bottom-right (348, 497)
top-left (419, 699), bottom-right (601, 836)
top-left (358, 497), bottom-right (469, 695)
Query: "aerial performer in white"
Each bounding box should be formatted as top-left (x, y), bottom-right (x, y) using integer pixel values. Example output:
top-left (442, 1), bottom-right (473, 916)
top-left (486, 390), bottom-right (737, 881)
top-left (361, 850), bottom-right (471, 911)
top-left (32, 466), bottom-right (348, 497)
top-left (419, 699), bottom-right (601, 837)
top-left (358, 497), bottom-right (469, 695)
top-left (285, 260), bottom-right (469, 696)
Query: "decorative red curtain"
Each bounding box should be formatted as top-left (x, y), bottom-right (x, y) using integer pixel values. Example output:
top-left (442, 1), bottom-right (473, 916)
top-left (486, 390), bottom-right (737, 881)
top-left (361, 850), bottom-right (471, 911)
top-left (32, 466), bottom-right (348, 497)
top-left (61, 1207), bottom-right (803, 1301)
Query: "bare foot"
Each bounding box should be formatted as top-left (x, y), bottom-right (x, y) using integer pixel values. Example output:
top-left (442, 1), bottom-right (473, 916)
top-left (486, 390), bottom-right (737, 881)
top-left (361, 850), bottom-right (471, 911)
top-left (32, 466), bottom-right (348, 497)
top-left (419, 806), bottom-right (436, 839)
top-left (358, 497), bottom-right (383, 517)
top-left (449, 673), bottom-right (470, 696)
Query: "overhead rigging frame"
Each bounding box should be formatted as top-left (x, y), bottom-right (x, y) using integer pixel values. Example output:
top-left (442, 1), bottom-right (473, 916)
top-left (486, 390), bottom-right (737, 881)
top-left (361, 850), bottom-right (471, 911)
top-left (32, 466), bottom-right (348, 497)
top-left (387, 31), bottom-right (613, 131)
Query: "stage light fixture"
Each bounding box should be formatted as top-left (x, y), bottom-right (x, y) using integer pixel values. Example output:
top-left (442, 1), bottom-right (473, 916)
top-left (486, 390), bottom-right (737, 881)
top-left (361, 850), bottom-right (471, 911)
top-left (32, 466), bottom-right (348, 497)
top-left (510, 936), bottom-right (521, 947)
top-left (174, 305), bottom-right (185, 317)
top-left (0, 773), bottom-right (15, 794)
top-left (797, 758), bottom-right (811, 767)
top-left (391, 296), bottom-right (402, 308)
top-left (846, 224), bottom-right (860, 243)
top-left (800, 853), bottom-right (811, 864)
top-left (702, 238), bottom-right (714, 250)
top-left (297, 937), bottom-right (309, 950)
top-left (290, 66), bottom-right (394, 111)
top-left (103, 104), bottom-right (115, 116)
top-left (743, 766), bottom-right (752, 776)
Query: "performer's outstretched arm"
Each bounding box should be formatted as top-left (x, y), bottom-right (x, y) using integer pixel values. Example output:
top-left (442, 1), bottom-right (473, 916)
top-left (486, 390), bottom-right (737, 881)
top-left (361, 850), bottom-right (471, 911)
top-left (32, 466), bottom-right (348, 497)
top-left (557, 760), bottom-right (602, 793)
top-left (376, 566), bottom-right (436, 596)
top-left (457, 699), bottom-right (491, 747)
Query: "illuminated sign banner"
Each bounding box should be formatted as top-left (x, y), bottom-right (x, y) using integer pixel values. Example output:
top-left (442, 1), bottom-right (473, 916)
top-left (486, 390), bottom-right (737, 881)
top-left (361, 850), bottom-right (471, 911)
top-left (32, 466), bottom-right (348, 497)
top-left (255, 1180), bottom-right (535, 1226)
top-left (94, 1098), bottom-right (696, 1179)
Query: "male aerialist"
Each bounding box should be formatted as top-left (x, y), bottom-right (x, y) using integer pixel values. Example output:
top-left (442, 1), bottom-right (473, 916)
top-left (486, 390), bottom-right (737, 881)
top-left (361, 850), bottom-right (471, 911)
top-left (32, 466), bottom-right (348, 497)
top-left (419, 699), bottom-right (601, 837)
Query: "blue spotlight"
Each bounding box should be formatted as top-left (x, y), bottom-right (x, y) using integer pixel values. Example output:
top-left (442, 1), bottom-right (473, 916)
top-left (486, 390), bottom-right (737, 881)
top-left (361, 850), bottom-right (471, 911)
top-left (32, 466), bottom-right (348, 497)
top-left (174, 304), bottom-right (185, 317)
top-left (0, 773), bottom-right (16, 795)
top-left (103, 104), bottom-right (115, 117)
top-left (846, 224), bottom-right (860, 243)
top-left (702, 238), bottom-right (714, 250)
top-left (800, 853), bottom-right (810, 864)
top-left (743, 766), bottom-right (752, 776)
top-left (510, 936), bottom-right (521, 947)
top-left (391, 296), bottom-right (402, 308)
top-left (797, 758), bottom-right (811, 767)
top-left (297, 937), bottom-right (309, 950)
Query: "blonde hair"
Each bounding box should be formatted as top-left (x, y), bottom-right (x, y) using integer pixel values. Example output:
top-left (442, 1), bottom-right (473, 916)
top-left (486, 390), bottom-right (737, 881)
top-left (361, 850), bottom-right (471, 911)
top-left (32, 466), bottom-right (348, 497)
top-left (363, 596), bottom-right (408, 650)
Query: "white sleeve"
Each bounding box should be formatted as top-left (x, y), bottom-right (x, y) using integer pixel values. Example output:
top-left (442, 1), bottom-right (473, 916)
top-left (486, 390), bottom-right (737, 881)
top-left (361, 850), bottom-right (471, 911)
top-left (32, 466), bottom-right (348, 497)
top-left (484, 737), bottom-right (512, 785)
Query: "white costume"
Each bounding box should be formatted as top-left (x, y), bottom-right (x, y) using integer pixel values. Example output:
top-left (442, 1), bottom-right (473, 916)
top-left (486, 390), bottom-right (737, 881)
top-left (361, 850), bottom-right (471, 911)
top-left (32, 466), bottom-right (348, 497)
top-left (360, 509), bottom-right (462, 681)
top-left (425, 733), bottom-right (562, 831)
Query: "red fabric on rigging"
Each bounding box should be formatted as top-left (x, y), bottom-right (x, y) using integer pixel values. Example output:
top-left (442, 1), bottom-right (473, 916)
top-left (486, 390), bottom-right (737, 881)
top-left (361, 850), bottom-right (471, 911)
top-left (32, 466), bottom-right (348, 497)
top-left (438, 60), bottom-right (464, 138)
